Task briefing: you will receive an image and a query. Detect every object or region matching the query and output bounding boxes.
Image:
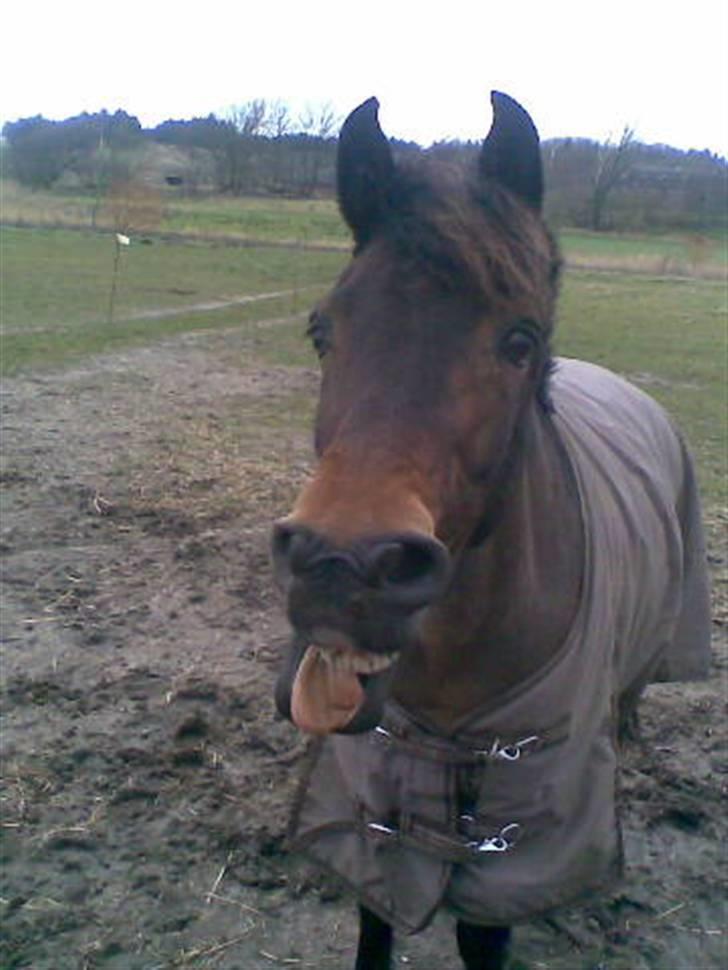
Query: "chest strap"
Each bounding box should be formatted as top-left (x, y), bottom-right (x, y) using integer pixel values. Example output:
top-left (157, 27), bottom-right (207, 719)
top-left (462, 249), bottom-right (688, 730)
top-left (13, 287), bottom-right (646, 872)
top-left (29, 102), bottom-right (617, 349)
top-left (372, 711), bottom-right (570, 766)
top-left (360, 809), bottom-right (522, 864)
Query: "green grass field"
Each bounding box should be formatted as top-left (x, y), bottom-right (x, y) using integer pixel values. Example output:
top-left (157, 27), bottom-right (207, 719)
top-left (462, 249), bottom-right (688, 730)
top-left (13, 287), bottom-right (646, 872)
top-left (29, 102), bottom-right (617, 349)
top-left (1, 205), bottom-right (725, 505)
top-left (0, 226), bottom-right (345, 372)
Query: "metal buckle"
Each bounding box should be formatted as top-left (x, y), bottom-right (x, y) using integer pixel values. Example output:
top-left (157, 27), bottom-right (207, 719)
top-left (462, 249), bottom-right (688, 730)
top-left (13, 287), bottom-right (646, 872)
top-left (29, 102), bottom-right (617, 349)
top-left (477, 735), bottom-right (539, 762)
top-left (366, 821), bottom-right (398, 839)
top-left (468, 822), bottom-right (521, 854)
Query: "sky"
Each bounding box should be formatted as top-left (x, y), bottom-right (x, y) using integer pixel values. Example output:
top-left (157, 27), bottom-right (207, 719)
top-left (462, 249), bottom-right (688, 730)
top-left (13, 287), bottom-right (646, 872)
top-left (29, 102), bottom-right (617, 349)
top-left (2, 0), bottom-right (727, 155)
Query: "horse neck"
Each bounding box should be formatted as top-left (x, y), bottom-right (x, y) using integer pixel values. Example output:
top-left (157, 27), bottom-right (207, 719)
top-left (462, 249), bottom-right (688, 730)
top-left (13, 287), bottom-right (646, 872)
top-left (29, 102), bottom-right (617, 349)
top-left (393, 400), bottom-right (584, 732)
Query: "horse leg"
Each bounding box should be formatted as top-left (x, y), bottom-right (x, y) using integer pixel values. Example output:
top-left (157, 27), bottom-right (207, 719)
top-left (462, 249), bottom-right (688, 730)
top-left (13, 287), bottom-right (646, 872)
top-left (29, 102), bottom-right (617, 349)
top-left (355, 904), bottom-right (394, 970)
top-left (456, 921), bottom-right (512, 970)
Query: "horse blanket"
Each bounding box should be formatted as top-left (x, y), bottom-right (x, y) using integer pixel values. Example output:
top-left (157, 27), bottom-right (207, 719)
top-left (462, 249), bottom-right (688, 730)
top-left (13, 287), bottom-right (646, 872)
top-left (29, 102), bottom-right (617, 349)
top-left (288, 358), bottom-right (712, 932)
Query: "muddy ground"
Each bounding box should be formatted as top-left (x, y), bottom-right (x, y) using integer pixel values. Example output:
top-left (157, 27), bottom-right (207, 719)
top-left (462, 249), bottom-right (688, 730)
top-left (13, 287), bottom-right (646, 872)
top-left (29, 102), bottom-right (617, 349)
top-left (1, 322), bottom-right (726, 969)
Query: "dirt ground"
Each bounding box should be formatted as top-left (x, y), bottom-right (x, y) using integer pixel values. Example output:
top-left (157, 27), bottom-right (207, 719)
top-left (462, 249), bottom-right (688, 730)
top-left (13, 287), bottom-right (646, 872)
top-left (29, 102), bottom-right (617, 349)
top-left (1, 322), bottom-right (726, 970)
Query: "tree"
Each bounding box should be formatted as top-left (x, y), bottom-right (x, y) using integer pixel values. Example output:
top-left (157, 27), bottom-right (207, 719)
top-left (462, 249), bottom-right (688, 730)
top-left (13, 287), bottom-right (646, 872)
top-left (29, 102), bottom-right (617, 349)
top-left (293, 101), bottom-right (340, 196)
top-left (589, 126), bottom-right (635, 231)
top-left (298, 101), bottom-right (338, 140)
top-left (3, 110), bottom-right (143, 191)
top-left (210, 101), bottom-right (272, 194)
top-left (3, 117), bottom-right (68, 188)
top-left (152, 114), bottom-right (229, 151)
top-left (268, 100), bottom-right (292, 138)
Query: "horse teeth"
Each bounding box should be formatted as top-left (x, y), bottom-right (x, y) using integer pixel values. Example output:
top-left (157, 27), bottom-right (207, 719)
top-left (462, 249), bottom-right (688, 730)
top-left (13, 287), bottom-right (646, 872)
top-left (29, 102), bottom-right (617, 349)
top-left (311, 645), bottom-right (330, 665)
top-left (358, 653), bottom-right (394, 674)
top-left (311, 645), bottom-right (394, 675)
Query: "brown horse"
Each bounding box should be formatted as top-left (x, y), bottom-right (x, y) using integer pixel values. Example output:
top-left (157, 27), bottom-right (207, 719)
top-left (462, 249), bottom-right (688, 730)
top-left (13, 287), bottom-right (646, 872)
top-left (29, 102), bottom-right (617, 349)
top-left (271, 93), bottom-right (711, 970)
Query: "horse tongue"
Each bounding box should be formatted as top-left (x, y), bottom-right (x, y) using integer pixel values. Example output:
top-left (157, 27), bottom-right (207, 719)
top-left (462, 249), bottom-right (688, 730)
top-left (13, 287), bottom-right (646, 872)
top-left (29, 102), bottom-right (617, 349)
top-left (291, 646), bottom-right (364, 735)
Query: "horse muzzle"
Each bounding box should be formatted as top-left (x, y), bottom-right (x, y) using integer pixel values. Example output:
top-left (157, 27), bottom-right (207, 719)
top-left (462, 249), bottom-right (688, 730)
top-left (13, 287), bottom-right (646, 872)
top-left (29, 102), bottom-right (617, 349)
top-left (271, 522), bottom-right (451, 734)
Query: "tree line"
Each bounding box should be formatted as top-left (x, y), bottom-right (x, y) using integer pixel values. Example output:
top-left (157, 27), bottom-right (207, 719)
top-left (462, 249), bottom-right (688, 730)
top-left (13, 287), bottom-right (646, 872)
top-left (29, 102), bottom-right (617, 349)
top-left (0, 101), bottom-right (346, 201)
top-left (2, 100), bottom-right (725, 233)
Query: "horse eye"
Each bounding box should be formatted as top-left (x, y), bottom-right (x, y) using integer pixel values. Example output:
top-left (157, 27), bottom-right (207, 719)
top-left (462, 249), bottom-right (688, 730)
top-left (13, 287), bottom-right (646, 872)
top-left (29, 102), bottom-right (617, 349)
top-left (311, 331), bottom-right (328, 359)
top-left (500, 327), bottom-right (538, 368)
top-left (306, 312), bottom-right (331, 360)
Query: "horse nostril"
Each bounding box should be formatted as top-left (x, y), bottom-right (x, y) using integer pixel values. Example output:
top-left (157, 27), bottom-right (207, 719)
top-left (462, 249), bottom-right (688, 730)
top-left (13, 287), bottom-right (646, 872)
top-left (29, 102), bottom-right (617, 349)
top-left (366, 535), bottom-right (450, 606)
top-left (272, 522), bottom-right (294, 567)
top-left (272, 522), bottom-right (316, 577)
top-left (371, 543), bottom-right (433, 585)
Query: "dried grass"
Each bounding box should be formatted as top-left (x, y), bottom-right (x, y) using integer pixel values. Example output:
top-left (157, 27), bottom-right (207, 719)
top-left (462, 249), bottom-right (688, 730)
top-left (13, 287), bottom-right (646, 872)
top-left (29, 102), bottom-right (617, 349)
top-left (566, 251), bottom-right (726, 281)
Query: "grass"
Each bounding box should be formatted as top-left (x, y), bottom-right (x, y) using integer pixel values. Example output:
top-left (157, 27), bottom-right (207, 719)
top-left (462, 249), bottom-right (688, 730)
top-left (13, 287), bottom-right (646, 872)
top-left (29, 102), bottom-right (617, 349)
top-left (1, 180), bottom-right (350, 247)
top-left (557, 271), bottom-right (727, 505)
top-left (163, 195), bottom-right (350, 246)
top-left (0, 226), bottom-right (343, 327)
top-left (0, 226), bottom-right (345, 372)
top-left (560, 228), bottom-right (726, 278)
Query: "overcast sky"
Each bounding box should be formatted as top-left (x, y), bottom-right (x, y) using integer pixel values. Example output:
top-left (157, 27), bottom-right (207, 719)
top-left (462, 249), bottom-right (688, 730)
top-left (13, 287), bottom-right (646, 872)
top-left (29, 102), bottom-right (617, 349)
top-left (3, 0), bottom-right (727, 154)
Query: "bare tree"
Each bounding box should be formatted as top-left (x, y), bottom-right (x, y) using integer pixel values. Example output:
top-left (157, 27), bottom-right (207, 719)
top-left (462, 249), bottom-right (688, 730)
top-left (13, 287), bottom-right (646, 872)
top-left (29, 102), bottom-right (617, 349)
top-left (216, 101), bottom-right (270, 194)
top-left (590, 125), bottom-right (635, 231)
top-left (296, 101), bottom-right (340, 195)
top-left (228, 100), bottom-right (268, 136)
top-left (268, 100), bottom-right (292, 138)
top-left (298, 101), bottom-right (339, 139)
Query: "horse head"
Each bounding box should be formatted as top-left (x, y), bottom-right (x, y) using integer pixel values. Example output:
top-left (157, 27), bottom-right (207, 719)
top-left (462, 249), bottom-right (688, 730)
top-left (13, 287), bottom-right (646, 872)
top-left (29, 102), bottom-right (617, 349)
top-left (273, 93), bottom-right (562, 735)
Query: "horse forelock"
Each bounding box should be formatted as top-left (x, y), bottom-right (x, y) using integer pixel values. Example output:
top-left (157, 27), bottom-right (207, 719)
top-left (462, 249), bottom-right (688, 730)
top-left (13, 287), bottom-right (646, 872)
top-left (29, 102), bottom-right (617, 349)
top-left (365, 156), bottom-right (561, 329)
top-left (344, 155), bottom-right (560, 411)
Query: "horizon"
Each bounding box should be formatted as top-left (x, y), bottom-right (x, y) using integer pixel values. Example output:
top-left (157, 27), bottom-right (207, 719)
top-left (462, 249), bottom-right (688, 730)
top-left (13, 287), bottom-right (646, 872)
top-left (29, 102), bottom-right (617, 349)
top-left (2, 100), bottom-right (725, 161)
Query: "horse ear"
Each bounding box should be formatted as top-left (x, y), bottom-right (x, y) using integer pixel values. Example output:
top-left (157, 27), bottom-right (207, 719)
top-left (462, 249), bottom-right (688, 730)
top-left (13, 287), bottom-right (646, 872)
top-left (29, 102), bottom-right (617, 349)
top-left (337, 97), bottom-right (395, 245)
top-left (479, 91), bottom-right (543, 212)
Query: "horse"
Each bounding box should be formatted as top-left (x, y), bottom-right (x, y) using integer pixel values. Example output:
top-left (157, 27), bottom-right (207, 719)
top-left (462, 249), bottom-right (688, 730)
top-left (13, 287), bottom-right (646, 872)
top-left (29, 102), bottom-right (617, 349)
top-left (271, 92), bottom-right (711, 970)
